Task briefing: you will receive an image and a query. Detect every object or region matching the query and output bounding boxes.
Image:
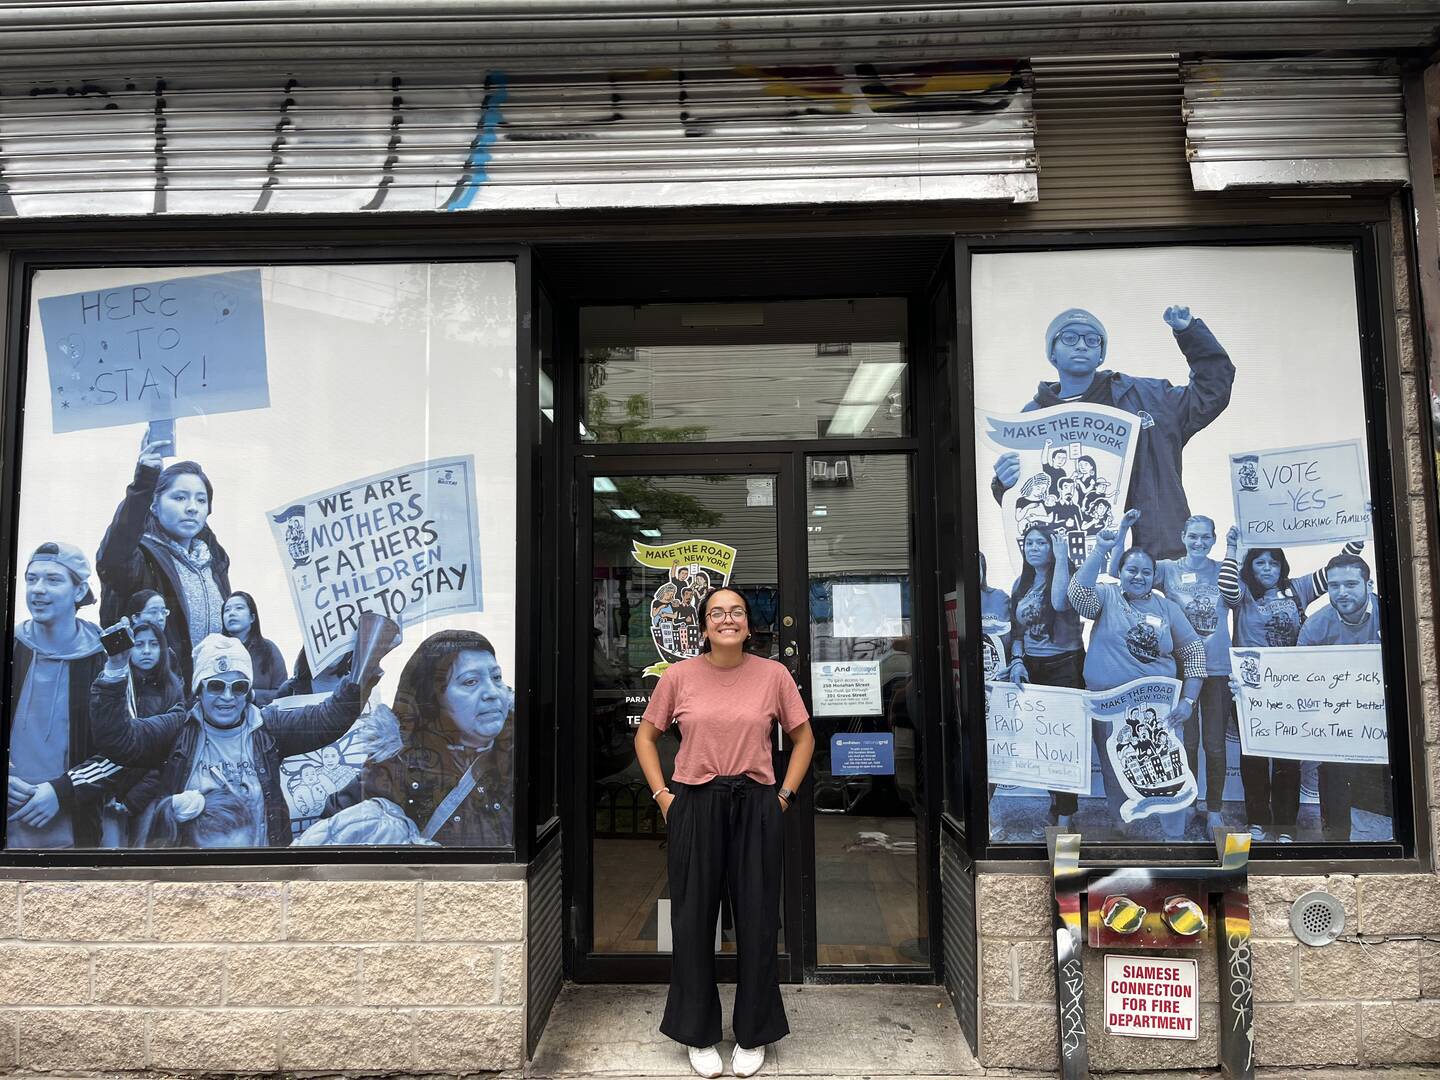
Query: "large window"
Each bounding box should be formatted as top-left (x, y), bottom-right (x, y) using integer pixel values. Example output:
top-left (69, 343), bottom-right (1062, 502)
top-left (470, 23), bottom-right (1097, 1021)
top-left (5, 261), bottom-right (518, 851)
top-left (969, 243), bottom-right (1400, 847)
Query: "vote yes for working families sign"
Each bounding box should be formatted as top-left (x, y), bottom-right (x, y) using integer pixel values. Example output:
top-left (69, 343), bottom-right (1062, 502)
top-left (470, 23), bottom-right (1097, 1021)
top-left (978, 402), bottom-right (1140, 575)
top-left (268, 456), bottom-right (483, 673)
top-left (1231, 645), bottom-right (1388, 764)
top-left (1229, 439), bottom-right (1371, 548)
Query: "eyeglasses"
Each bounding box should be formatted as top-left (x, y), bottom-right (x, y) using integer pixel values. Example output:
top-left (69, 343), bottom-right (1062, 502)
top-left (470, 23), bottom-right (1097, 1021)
top-left (203, 679), bottom-right (251, 696)
top-left (1058, 330), bottom-right (1103, 348)
top-left (706, 607), bottom-right (748, 623)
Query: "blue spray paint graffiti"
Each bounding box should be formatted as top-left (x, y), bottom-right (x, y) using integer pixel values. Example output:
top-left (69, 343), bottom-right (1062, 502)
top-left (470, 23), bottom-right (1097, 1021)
top-left (444, 72), bottom-right (508, 210)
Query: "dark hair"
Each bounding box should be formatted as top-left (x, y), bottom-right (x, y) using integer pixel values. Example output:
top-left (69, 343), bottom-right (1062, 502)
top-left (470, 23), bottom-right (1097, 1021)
top-left (182, 788), bottom-right (255, 847)
top-left (394, 629), bottom-right (505, 742)
top-left (1116, 546), bottom-right (1156, 575)
top-left (1241, 547), bottom-right (1292, 600)
top-left (126, 588), bottom-right (163, 618)
top-left (1076, 455), bottom-right (1098, 474)
top-left (1010, 526), bottom-right (1058, 642)
top-left (1324, 551), bottom-right (1371, 583)
top-left (128, 617), bottom-right (177, 689)
top-left (222, 590), bottom-right (262, 644)
top-left (698, 587), bottom-right (752, 653)
top-left (149, 461), bottom-right (216, 541)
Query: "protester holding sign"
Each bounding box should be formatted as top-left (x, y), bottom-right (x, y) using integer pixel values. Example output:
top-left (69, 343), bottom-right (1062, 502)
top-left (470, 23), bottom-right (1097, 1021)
top-left (96, 435), bottom-right (232, 681)
top-left (354, 629), bottom-right (515, 847)
top-left (1004, 525), bottom-right (1083, 831)
top-left (991, 305), bottom-right (1235, 560)
top-left (1219, 526), bottom-right (1365, 841)
top-left (1296, 553), bottom-right (1382, 842)
top-left (1113, 512), bottom-right (1234, 832)
top-left (1069, 522), bottom-right (1207, 820)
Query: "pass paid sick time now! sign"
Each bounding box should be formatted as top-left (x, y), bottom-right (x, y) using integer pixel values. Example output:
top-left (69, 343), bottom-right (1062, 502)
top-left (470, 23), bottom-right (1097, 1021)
top-left (1103, 955), bottom-right (1199, 1040)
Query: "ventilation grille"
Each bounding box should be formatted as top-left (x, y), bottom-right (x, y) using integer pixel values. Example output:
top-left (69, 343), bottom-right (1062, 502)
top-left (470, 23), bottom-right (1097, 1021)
top-left (1290, 889), bottom-right (1345, 946)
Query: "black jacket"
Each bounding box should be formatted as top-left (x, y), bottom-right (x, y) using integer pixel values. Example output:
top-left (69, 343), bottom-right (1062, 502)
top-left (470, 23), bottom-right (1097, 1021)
top-left (11, 640), bottom-right (124, 847)
top-left (96, 462), bottom-right (232, 681)
top-left (90, 672), bottom-right (364, 846)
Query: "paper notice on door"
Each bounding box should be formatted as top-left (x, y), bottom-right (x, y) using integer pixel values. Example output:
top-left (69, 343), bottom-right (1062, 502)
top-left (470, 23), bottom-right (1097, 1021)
top-left (746, 476), bottom-right (774, 507)
top-left (832, 581), bottom-right (904, 637)
top-left (811, 660), bottom-right (883, 716)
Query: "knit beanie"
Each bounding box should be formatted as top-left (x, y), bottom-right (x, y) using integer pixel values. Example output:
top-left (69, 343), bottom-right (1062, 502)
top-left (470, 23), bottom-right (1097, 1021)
top-left (1045, 308), bottom-right (1107, 359)
top-left (191, 633), bottom-right (253, 692)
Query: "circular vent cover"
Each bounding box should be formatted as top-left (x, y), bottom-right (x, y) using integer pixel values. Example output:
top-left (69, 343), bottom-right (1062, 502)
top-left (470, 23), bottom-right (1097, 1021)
top-left (1290, 890), bottom-right (1345, 946)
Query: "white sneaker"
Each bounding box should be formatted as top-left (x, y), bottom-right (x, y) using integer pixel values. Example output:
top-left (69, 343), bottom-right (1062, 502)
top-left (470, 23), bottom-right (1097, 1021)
top-left (688, 1045), bottom-right (723, 1079)
top-left (732, 1043), bottom-right (766, 1077)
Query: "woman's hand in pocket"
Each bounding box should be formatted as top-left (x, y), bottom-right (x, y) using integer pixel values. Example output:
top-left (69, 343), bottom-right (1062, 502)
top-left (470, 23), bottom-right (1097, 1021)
top-left (658, 790), bottom-right (676, 821)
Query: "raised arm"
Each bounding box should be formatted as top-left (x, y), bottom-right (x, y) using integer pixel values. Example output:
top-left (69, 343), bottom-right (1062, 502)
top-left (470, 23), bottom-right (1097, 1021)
top-left (1307, 539), bottom-right (1367, 599)
top-left (1160, 307), bottom-right (1236, 440)
top-left (90, 653), bottom-right (188, 767)
top-left (1048, 530), bottom-right (1072, 611)
top-left (1219, 525), bottom-right (1242, 608)
top-left (95, 437), bottom-right (169, 605)
top-left (263, 677), bottom-right (367, 758)
top-left (1107, 508), bottom-right (1142, 577)
top-left (1069, 525), bottom-right (1122, 620)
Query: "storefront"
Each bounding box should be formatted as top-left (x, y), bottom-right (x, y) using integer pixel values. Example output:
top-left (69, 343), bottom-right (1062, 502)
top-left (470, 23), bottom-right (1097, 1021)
top-left (2, 3), bottom-right (1440, 1074)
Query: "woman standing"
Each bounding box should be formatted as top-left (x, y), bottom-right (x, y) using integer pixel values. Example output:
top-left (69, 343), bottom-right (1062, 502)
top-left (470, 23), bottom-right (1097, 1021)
top-left (1068, 518), bottom-right (1207, 827)
top-left (1004, 526), bottom-right (1083, 834)
top-left (359, 629), bottom-right (515, 847)
top-left (97, 436), bottom-right (231, 683)
top-left (1220, 527), bottom-right (1364, 841)
top-left (221, 592), bottom-right (289, 706)
top-left (634, 587), bottom-right (815, 1079)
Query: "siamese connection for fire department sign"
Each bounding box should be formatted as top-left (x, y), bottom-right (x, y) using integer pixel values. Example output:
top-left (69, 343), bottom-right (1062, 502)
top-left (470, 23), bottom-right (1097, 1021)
top-left (1103, 955), bottom-right (1199, 1040)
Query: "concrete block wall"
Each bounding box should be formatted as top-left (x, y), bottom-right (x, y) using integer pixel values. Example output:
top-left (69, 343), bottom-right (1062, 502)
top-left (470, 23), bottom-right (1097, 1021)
top-left (0, 877), bottom-right (527, 1073)
top-left (974, 195), bottom-right (1440, 1074)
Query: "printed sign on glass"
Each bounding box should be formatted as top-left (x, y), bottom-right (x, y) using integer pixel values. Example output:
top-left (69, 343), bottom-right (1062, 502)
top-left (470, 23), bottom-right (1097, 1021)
top-left (1229, 440), bottom-right (1371, 547)
top-left (631, 539), bottom-right (737, 678)
top-left (1089, 677), bottom-right (1195, 823)
top-left (39, 269), bottom-right (270, 433)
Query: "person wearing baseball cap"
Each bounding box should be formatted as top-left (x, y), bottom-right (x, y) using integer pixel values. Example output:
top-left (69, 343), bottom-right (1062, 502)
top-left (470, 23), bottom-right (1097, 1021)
top-left (8, 542), bottom-right (125, 848)
top-left (89, 632), bottom-right (375, 848)
top-left (989, 303), bottom-right (1235, 561)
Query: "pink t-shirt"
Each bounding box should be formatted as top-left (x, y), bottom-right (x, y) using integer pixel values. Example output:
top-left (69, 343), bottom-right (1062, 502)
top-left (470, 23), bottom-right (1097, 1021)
top-left (643, 653), bottom-right (810, 785)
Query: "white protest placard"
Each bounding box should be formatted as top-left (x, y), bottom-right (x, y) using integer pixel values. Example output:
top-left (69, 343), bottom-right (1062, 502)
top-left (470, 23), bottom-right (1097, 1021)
top-left (985, 681), bottom-right (1091, 795)
top-left (268, 456), bottom-right (483, 673)
top-left (1086, 676), bottom-right (1194, 822)
top-left (1231, 644), bottom-right (1387, 764)
top-left (1229, 439), bottom-right (1371, 548)
top-left (977, 401), bottom-right (1141, 576)
top-left (1103, 956), bottom-right (1199, 1041)
top-left (811, 661), bottom-right (883, 716)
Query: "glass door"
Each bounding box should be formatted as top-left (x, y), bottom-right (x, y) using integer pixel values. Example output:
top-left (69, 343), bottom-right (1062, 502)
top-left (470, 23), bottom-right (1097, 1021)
top-left (577, 454), bottom-right (805, 982)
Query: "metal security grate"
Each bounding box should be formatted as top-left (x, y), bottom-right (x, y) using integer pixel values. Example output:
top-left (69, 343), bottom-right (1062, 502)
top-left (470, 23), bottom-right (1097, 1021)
top-left (1290, 889), bottom-right (1345, 946)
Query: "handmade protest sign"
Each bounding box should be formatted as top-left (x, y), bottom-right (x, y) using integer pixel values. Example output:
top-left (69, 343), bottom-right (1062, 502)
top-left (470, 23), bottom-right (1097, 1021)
top-left (985, 681), bottom-right (1091, 795)
top-left (1088, 677), bottom-right (1195, 823)
top-left (978, 402), bottom-right (1140, 575)
top-left (1231, 645), bottom-right (1387, 764)
top-left (1229, 439), bottom-right (1370, 548)
top-left (631, 539), bottom-right (737, 678)
top-left (39, 269), bottom-right (269, 433)
top-left (268, 456), bottom-right (482, 674)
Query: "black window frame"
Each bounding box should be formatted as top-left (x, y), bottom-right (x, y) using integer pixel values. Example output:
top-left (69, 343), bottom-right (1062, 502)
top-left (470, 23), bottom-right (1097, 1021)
top-left (943, 224), bottom-right (1435, 872)
top-left (0, 238), bottom-right (539, 868)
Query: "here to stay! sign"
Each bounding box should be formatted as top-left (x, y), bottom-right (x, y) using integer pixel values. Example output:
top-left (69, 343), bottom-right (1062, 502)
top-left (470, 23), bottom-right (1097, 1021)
top-left (1103, 955), bottom-right (1199, 1040)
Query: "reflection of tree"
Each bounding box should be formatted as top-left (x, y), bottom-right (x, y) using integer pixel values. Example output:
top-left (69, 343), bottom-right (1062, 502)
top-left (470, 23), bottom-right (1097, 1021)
top-left (372, 263), bottom-right (512, 343)
top-left (588, 390), bottom-right (708, 443)
top-left (592, 477), bottom-right (723, 556)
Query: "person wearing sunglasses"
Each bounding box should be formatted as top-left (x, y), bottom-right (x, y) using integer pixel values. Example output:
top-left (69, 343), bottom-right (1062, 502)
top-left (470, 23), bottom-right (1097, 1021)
top-left (989, 304), bottom-right (1234, 561)
top-left (633, 587), bottom-right (816, 1079)
top-left (88, 633), bottom-right (372, 847)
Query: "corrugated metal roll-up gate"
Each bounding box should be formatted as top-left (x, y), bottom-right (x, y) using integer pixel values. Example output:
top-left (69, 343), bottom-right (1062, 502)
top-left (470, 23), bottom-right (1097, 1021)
top-left (0, 61), bottom-right (1036, 218)
top-left (1182, 58), bottom-right (1409, 191)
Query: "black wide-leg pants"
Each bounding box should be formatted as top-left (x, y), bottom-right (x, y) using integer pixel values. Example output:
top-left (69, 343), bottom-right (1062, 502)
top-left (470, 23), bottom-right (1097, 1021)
top-left (660, 775), bottom-right (789, 1050)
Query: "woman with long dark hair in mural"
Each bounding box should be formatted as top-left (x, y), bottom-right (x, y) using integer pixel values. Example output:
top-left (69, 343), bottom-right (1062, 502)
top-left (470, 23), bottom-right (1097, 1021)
top-left (97, 435), bottom-right (231, 683)
top-left (1002, 525), bottom-right (1082, 836)
top-left (357, 629), bottom-right (515, 847)
top-left (90, 633), bottom-right (370, 847)
top-left (1069, 512), bottom-right (1207, 829)
top-left (221, 591), bottom-right (289, 706)
top-left (1220, 526), bottom-right (1365, 842)
top-left (633, 586), bottom-right (815, 1080)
